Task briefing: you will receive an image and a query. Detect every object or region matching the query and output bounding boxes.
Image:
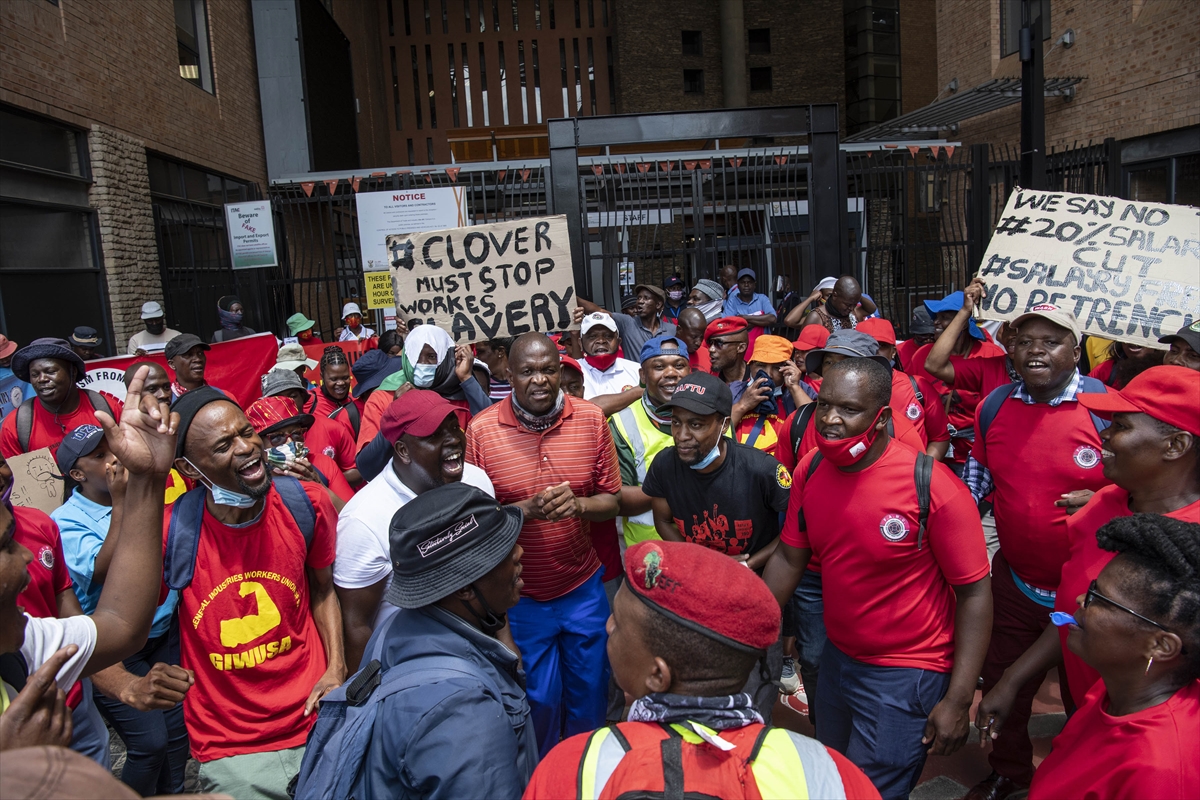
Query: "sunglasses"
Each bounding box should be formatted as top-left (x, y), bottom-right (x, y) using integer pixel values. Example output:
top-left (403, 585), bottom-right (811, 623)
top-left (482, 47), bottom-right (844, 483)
top-left (708, 337), bottom-right (744, 349)
top-left (265, 430), bottom-right (305, 448)
top-left (1084, 579), bottom-right (1177, 638)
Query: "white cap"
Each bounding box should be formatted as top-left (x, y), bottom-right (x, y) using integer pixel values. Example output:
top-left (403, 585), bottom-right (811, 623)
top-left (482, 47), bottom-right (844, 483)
top-left (342, 302), bottom-right (363, 318)
top-left (141, 301), bottom-right (165, 319)
top-left (581, 312), bottom-right (619, 335)
top-left (814, 277), bottom-right (837, 292)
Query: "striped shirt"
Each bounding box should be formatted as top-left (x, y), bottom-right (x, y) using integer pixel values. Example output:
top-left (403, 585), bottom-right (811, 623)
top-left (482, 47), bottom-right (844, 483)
top-left (466, 395), bottom-right (622, 601)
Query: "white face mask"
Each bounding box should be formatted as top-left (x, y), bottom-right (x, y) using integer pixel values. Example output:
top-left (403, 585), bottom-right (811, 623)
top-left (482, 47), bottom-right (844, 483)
top-left (413, 363), bottom-right (437, 387)
top-left (696, 299), bottom-right (724, 321)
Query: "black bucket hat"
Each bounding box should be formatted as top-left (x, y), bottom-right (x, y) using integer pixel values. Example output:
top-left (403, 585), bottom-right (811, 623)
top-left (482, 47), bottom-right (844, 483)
top-left (386, 482), bottom-right (524, 609)
top-left (12, 338), bottom-right (87, 382)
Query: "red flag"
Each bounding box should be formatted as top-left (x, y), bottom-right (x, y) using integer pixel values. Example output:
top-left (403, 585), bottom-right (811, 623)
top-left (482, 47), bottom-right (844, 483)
top-left (659, 161), bottom-right (674, 172)
top-left (351, 176), bottom-right (362, 192)
top-left (324, 179), bottom-right (339, 195)
top-left (637, 163), bottom-right (651, 173)
top-left (729, 157), bottom-right (743, 168)
top-left (774, 155), bottom-right (788, 166)
top-left (519, 168), bottom-right (531, 182)
top-left (592, 165), bottom-right (604, 176)
top-left (424, 174), bottom-right (433, 183)
top-left (684, 160), bottom-right (697, 171)
top-left (944, 145), bottom-right (956, 160)
top-left (699, 160), bottom-right (711, 170)
top-left (930, 145), bottom-right (942, 159)
top-left (301, 182), bottom-right (315, 197)
top-left (615, 164), bottom-right (627, 174)
top-left (446, 167), bottom-right (461, 182)
top-left (907, 145), bottom-right (920, 157)
top-left (370, 171), bottom-right (387, 177)
top-left (496, 170), bottom-right (507, 181)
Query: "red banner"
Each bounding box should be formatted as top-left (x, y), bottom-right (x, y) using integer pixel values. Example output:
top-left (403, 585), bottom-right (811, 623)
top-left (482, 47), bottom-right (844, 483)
top-left (299, 338), bottom-right (378, 384)
top-left (79, 333), bottom-right (279, 408)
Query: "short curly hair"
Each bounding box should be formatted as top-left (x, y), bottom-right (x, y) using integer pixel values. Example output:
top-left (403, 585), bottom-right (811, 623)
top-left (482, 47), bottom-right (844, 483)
top-left (1096, 513), bottom-right (1200, 680)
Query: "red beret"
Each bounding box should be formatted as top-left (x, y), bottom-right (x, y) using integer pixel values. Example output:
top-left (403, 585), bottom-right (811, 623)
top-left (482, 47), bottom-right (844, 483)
top-left (704, 316), bottom-right (749, 342)
top-left (624, 540), bottom-right (780, 653)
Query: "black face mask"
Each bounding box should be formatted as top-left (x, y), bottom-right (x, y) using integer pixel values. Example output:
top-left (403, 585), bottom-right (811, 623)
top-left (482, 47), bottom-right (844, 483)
top-left (146, 320), bottom-right (165, 335)
top-left (460, 583), bottom-right (508, 637)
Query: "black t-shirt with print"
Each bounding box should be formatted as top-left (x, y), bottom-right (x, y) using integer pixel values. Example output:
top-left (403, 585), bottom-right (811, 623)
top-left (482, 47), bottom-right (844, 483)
top-left (642, 440), bottom-right (791, 556)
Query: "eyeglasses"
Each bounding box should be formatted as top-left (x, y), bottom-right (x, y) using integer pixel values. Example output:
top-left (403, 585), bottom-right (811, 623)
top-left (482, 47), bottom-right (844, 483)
top-left (265, 430), bottom-right (305, 448)
top-left (1084, 579), bottom-right (1173, 634)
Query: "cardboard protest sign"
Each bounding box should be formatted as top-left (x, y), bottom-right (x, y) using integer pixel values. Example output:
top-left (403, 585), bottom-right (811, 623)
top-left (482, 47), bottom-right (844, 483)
top-left (8, 447), bottom-right (63, 515)
top-left (976, 188), bottom-right (1199, 347)
top-left (386, 215), bottom-right (577, 344)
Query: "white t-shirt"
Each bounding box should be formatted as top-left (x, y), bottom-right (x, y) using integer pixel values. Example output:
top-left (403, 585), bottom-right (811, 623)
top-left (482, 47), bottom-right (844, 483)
top-left (578, 357), bottom-right (642, 400)
top-left (333, 463), bottom-right (495, 591)
top-left (339, 326), bottom-right (377, 342)
top-left (127, 327), bottom-right (184, 355)
top-left (1, 615), bottom-right (97, 712)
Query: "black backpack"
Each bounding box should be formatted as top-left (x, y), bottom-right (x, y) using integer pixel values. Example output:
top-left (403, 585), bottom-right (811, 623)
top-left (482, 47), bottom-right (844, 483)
top-left (331, 402), bottom-right (361, 440)
top-left (15, 390), bottom-right (113, 452)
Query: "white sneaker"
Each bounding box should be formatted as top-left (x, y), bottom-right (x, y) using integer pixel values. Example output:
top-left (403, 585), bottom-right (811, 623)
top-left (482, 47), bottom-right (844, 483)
top-left (779, 657), bottom-right (800, 694)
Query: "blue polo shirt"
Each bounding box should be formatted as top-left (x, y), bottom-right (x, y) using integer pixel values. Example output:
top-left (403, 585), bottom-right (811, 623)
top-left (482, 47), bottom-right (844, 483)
top-left (52, 490), bottom-right (178, 639)
top-left (723, 292), bottom-right (775, 317)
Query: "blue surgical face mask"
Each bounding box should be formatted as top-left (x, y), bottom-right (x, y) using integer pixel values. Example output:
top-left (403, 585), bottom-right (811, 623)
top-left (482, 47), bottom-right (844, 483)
top-left (413, 363), bottom-right (438, 387)
top-left (689, 418), bottom-right (729, 470)
top-left (184, 457), bottom-right (259, 508)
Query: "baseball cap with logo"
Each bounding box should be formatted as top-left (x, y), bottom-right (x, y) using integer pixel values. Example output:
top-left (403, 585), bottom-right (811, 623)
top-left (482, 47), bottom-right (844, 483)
top-left (1077, 365), bottom-right (1200, 437)
top-left (386, 482), bottom-right (524, 608)
top-left (1159, 320), bottom-right (1200, 354)
top-left (55, 424), bottom-right (105, 474)
top-left (581, 312), bottom-right (620, 336)
top-left (1011, 304), bottom-right (1082, 344)
top-left (664, 371), bottom-right (733, 417)
top-left (639, 335), bottom-right (688, 363)
top-left (805, 329), bottom-right (892, 375)
top-left (703, 316), bottom-right (750, 343)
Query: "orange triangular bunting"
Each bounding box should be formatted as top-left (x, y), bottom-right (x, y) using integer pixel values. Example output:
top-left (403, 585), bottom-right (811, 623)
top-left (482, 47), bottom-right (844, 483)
top-left (659, 161), bottom-right (674, 172)
top-left (684, 160), bottom-right (697, 171)
top-left (699, 160), bottom-right (711, 170)
top-left (351, 176), bottom-right (362, 192)
top-left (908, 145), bottom-right (920, 157)
top-left (300, 182), bottom-right (314, 197)
top-left (730, 157), bottom-right (743, 168)
top-left (616, 164), bottom-right (626, 173)
top-left (930, 146), bottom-right (942, 159)
top-left (945, 145), bottom-right (956, 160)
top-left (496, 170), bottom-right (507, 181)
top-left (774, 155), bottom-right (788, 166)
top-left (425, 174), bottom-right (433, 183)
top-left (519, 169), bottom-right (531, 182)
top-left (324, 179), bottom-right (339, 194)
top-left (637, 163), bottom-right (651, 173)
top-left (446, 167), bottom-right (461, 182)
top-left (592, 165), bottom-right (604, 176)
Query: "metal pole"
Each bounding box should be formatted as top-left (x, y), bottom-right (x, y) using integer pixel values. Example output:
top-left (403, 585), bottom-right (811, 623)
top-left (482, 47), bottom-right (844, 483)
top-left (969, 143), bottom-right (990, 272)
top-left (808, 104), bottom-right (844, 281)
top-left (1019, 8), bottom-right (1046, 189)
top-left (547, 118), bottom-right (592, 301)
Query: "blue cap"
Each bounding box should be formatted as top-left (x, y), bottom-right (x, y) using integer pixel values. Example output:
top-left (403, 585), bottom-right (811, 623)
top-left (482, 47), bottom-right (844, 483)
top-left (639, 335), bottom-right (689, 363)
top-left (351, 349), bottom-right (406, 398)
top-left (56, 424), bottom-right (105, 473)
top-left (737, 267), bottom-right (757, 281)
top-left (924, 291), bottom-right (985, 341)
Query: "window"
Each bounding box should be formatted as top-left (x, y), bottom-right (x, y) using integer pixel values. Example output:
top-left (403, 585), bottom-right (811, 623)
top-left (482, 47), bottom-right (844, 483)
top-left (175, 0), bottom-right (213, 92)
top-left (681, 30), bottom-right (702, 56)
top-left (749, 66), bottom-right (772, 92)
top-left (844, 0), bottom-right (902, 134)
top-left (1000, 0), bottom-right (1050, 58)
top-left (748, 28), bottom-right (770, 55)
top-left (683, 69), bottom-right (704, 94)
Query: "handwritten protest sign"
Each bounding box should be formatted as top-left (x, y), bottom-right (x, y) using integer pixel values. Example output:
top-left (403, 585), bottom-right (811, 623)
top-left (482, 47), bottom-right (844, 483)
top-left (9, 447), bottom-right (63, 515)
top-left (386, 215), bottom-right (577, 344)
top-left (976, 188), bottom-right (1199, 347)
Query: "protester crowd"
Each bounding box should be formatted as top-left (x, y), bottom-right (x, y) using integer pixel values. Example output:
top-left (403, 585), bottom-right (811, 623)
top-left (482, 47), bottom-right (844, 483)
top-left (0, 268), bottom-right (1197, 800)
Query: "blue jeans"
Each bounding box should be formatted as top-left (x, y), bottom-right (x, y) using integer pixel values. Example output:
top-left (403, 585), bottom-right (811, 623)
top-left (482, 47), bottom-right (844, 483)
top-left (507, 570), bottom-right (611, 756)
top-left (789, 568), bottom-right (826, 721)
top-left (815, 643), bottom-right (951, 800)
top-left (94, 629), bottom-right (190, 796)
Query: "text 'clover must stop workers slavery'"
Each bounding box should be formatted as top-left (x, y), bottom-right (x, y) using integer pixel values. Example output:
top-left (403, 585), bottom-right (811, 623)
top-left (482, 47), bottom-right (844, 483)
top-left (386, 215), bottom-right (577, 344)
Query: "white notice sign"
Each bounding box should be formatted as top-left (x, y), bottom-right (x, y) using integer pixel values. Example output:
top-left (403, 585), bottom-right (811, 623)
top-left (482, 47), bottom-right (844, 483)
top-left (224, 201), bottom-right (278, 269)
top-left (355, 188), bottom-right (467, 273)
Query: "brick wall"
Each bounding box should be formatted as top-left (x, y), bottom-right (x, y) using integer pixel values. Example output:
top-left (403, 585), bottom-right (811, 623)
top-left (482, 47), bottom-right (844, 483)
top-left (612, 0), bottom-right (844, 117)
top-left (900, 0), bottom-right (939, 115)
top-left (937, 0), bottom-right (1200, 149)
top-left (88, 126), bottom-right (162, 349)
top-left (0, 0), bottom-right (267, 183)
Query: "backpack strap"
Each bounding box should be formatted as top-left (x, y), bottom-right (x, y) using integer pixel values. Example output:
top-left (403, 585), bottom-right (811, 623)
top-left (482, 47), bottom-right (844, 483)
top-left (975, 383), bottom-right (1022, 443)
top-left (15, 398), bottom-right (34, 452)
top-left (332, 402), bottom-right (361, 438)
top-left (748, 724), bottom-right (776, 762)
top-left (83, 389), bottom-right (113, 418)
top-left (913, 453), bottom-right (934, 551)
top-left (1076, 375), bottom-right (1112, 435)
top-left (164, 487), bottom-right (208, 590)
top-left (792, 452), bottom-right (825, 534)
top-left (273, 475), bottom-right (316, 549)
top-left (744, 415), bottom-right (769, 449)
top-left (789, 403), bottom-right (817, 459)
top-left (907, 374), bottom-right (923, 403)
top-left (658, 725), bottom-right (685, 800)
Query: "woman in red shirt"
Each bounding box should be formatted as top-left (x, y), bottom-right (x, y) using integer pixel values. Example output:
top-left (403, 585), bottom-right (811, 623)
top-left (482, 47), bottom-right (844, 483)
top-left (1027, 513), bottom-right (1199, 800)
top-left (976, 365), bottom-right (1200, 736)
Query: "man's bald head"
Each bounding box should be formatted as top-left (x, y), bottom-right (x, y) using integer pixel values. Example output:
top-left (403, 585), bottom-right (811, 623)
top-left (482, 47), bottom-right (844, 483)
top-left (509, 332), bottom-right (560, 366)
top-left (828, 276), bottom-right (863, 317)
top-left (675, 307), bottom-right (707, 355)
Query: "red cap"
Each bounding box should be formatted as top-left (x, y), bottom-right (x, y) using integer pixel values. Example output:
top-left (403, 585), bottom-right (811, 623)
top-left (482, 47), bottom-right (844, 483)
top-left (379, 389), bottom-right (462, 443)
top-left (244, 396), bottom-right (313, 434)
top-left (704, 316), bottom-right (749, 342)
top-left (624, 540), bottom-right (781, 653)
top-left (856, 317), bottom-right (896, 345)
top-left (1077, 365), bottom-right (1200, 436)
top-left (792, 324), bottom-right (830, 352)
top-left (560, 354), bottom-right (583, 375)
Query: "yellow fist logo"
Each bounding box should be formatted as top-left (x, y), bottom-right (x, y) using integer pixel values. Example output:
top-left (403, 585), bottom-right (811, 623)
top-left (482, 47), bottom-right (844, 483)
top-left (219, 582), bottom-right (281, 648)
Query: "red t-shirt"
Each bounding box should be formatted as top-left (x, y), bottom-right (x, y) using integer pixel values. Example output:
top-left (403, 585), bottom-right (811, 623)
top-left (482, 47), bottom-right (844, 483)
top-left (1028, 680), bottom-right (1200, 800)
top-left (1088, 358), bottom-right (1119, 387)
top-left (309, 452), bottom-right (354, 503)
top-left (910, 340), bottom-right (1006, 462)
top-left (781, 440), bottom-right (989, 671)
top-left (0, 392), bottom-right (124, 458)
top-left (305, 414), bottom-right (357, 477)
top-left (14, 507), bottom-right (73, 618)
top-left (164, 481), bottom-right (337, 761)
top-left (523, 722), bottom-right (881, 800)
top-left (688, 346), bottom-right (712, 374)
top-left (1055, 486), bottom-right (1200, 705)
top-left (896, 338), bottom-right (921, 373)
top-left (891, 371), bottom-right (950, 446)
top-left (949, 354), bottom-right (1013, 399)
top-left (971, 395), bottom-right (1112, 589)
top-left (310, 391), bottom-right (363, 437)
top-left (466, 395), bottom-right (622, 601)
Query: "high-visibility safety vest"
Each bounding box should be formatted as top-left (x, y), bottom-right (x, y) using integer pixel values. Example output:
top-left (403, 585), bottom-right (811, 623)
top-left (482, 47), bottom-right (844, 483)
top-left (572, 721), bottom-right (857, 800)
top-left (609, 401), bottom-right (674, 547)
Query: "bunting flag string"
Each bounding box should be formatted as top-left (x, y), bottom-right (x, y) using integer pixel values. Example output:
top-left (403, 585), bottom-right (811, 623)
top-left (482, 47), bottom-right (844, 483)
top-left (370, 171), bottom-right (387, 177)
top-left (300, 182), bottom-right (314, 197)
top-left (907, 145), bottom-right (921, 157)
top-left (324, 179), bottom-right (339, 194)
top-left (684, 160), bottom-right (697, 171)
top-left (496, 169), bottom-right (507, 181)
top-left (699, 160), bottom-right (711, 170)
top-left (636, 162), bottom-right (651, 173)
top-left (659, 161), bottom-right (674, 172)
top-left (519, 168), bottom-right (531, 182)
top-left (774, 155), bottom-right (788, 166)
top-left (729, 157), bottom-right (743, 168)
top-left (930, 145), bottom-right (942, 159)
top-left (944, 145), bottom-right (956, 160)
top-left (592, 165), bottom-right (604, 176)
top-left (350, 176), bottom-right (362, 192)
